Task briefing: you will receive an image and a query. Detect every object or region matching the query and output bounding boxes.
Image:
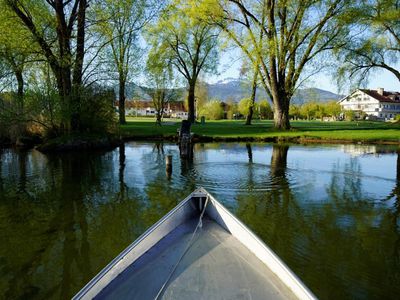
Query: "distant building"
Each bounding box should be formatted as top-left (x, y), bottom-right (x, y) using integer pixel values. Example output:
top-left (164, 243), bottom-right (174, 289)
top-left (120, 100), bottom-right (188, 119)
top-left (171, 111), bottom-right (188, 119)
top-left (340, 144), bottom-right (397, 157)
top-left (338, 88), bottom-right (400, 120)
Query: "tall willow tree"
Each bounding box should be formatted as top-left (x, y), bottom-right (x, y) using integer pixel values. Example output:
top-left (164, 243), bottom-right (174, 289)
top-left (0, 2), bottom-right (34, 118)
top-left (239, 59), bottom-right (262, 125)
top-left (95, 0), bottom-right (161, 125)
top-left (144, 51), bottom-right (179, 125)
top-left (147, 1), bottom-right (219, 123)
top-left (195, 0), bottom-right (348, 129)
top-left (5, 0), bottom-right (88, 133)
top-left (337, 0), bottom-right (400, 84)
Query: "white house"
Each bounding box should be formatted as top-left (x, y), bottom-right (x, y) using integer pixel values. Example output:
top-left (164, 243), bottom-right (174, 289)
top-left (126, 107), bottom-right (170, 117)
top-left (338, 88), bottom-right (400, 120)
top-left (171, 111), bottom-right (188, 119)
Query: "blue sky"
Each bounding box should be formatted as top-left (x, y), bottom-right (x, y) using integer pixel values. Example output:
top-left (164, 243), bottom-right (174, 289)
top-left (208, 49), bottom-right (400, 94)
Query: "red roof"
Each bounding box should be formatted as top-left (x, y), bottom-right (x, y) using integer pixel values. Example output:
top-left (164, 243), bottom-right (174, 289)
top-left (359, 89), bottom-right (400, 103)
top-left (121, 100), bottom-right (187, 111)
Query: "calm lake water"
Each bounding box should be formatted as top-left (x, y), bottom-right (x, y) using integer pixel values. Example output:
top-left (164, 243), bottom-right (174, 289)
top-left (0, 142), bottom-right (399, 299)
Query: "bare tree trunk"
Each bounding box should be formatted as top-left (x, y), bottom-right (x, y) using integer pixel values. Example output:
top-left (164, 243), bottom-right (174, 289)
top-left (72, 0), bottom-right (86, 87)
top-left (61, 67), bottom-right (73, 132)
top-left (156, 112), bottom-right (162, 125)
top-left (15, 69), bottom-right (24, 112)
top-left (272, 90), bottom-right (290, 130)
top-left (274, 105), bottom-right (290, 129)
top-left (14, 69), bottom-right (26, 136)
top-left (53, 66), bottom-right (73, 133)
top-left (119, 77), bottom-right (126, 125)
top-left (70, 0), bottom-right (87, 132)
top-left (187, 83), bottom-right (196, 123)
top-left (246, 70), bottom-right (258, 125)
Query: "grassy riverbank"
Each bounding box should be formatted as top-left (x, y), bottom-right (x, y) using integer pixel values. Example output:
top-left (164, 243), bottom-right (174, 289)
top-left (120, 117), bottom-right (400, 144)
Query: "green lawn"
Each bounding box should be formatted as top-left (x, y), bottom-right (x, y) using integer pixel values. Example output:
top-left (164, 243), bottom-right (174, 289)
top-left (120, 117), bottom-right (400, 143)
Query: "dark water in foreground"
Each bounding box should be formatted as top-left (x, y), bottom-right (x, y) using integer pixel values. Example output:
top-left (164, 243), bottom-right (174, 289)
top-left (0, 142), bottom-right (399, 300)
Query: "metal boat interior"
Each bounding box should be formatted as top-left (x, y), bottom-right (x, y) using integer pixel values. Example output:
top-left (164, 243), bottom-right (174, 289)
top-left (73, 188), bottom-right (316, 300)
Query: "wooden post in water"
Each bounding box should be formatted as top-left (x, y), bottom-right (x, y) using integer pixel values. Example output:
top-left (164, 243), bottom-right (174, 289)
top-left (179, 120), bottom-right (192, 159)
top-left (166, 155), bottom-right (172, 179)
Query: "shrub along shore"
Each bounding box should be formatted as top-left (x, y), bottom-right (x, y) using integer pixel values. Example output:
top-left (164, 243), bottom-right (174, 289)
top-left (120, 118), bottom-right (400, 145)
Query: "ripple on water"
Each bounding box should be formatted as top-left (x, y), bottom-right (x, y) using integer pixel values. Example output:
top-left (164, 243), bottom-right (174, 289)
top-left (1, 143), bottom-right (399, 300)
top-left (181, 161), bottom-right (313, 194)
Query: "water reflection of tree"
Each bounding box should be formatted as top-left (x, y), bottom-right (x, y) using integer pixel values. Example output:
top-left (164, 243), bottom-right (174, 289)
top-left (236, 145), bottom-right (304, 262)
top-left (17, 149), bottom-right (28, 192)
top-left (0, 149), bottom-right (3, 193)
top-left (153, 141), bottom-right (165, 156)
top-left (0, 149), bottom-right (150, 299)
top-left (53, 151), bottom-right (151, 298)
top-left (3, 143), bottom-right (399, 299)
top-left (141, 142), bottom-right (196, 224)
top-left (327, 157), bottom-right (363, 202)
top-left (118, 144), bottom-right (128, 201)
top-left (59, 154), bottom-right (91, 298)
top-left (384, 150), bottom-right (400, 203)
top-left (382, 149), bottom-right (400, 272)
top-left (181, 146), bottom-right (195, 184)
top-left (235, 144), bottom-right (400, 299)
top-left (317, 154), bottom-right (400, 299)
top-left (245, 144), bottom-right (254, 192)
top-left (265, 145), bottom-right (306, 250)
top-left (246, 143), bottom-right (253, 163)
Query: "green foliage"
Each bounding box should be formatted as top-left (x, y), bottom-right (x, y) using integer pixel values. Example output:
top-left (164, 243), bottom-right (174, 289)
top-left (146, 2), bottom-right (219, 80)
top-left (0, 94), bottom-right (13, 141)
top-left (300, 102), bottom-right (317, 120)
top-left (93, 0), bottom-right (154, 124)
top-left (93, 0), bottom-right (151, 82)
top-left (225, 98), bottom-right (238, 120)
top-left (345, 110), bottom-right (355, 121)
top-left (198, 99), bottom-right (224, 120)
top-left (290, 101), bottom-right (343, 120)
top-left (145, 48), bottom-right (181, 124)
top-left (0, 1), bottom-right (41, 139)
top-left (238, 98), bottom-right (258, 118)
top-left (289, 104), bottom-right (301, 120)
top-left (4, 0), bottom-right (92, 132)
top-left (325, 101), bottom-right (342, 118)
top-left (195, 80), bottom-right (209, 110)
top-left (194, 0), bottom-right (350, 129)
top-left (0, 0), bottom-right (120, 142)
top-left (78, 86), bottom-right (118, 134)
top-left (146, 0), bottom-right (219, 122)
top-left (259, 100), bottom-right (273, 119)
top-left (336, 0), bottom-right (400, 85)
top-left (0, 1), bottom-right (36, 56)
top-left (10, 85), bottom-right (118, 138)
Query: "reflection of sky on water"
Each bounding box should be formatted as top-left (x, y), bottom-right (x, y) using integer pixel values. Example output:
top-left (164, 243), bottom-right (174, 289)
top-left (119, 142), bottom-right (398, 210)
top-left (0, 142), bottom-right (399, 300)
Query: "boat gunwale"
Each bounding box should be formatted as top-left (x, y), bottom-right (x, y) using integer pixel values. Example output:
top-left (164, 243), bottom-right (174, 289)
top-left (72, 191), bottom-right (197, 300)
top-left (73, 187), bottom-right (317, 300)
top-left (202, 187), bottom-right (317, 300)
